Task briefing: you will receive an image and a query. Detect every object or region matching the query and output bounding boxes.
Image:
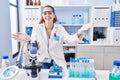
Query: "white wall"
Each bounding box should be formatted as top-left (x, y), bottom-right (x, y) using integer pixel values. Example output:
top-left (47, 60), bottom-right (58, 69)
top-left (0, 0), bottom-right (12, 63)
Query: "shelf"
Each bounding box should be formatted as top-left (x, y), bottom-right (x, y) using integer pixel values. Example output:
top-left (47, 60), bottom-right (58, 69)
top-left (77, 43), bottom-right (120, 46)
top-left (63, 44), bottom-right (77, 46)
top-left (24, 6), bottom-right (41, 9)
top-left (42, 5), bottom-right (91, 8)
top-left (94, 26), bottom-right (109, 28)
top-left (61, 24), bottom-right (83, 27)
top-left (64, 51), bottom-right (76, 53)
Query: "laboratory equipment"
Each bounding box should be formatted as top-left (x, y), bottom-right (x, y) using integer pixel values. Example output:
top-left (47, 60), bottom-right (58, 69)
top-left (69, 57), bottom-right (96, 78)
top-left (48, 64), bottom-right (63, 78)
top-left (24, 41), bottom-right (42, 79)
top-left (0, 66), bottom-right (19, 80)
top-left (111, 0), bottom-right (120, 27)
top-left (82, 37), bottom-right (90, 44)
top-left (25, 27), bottom-right (33, 37)
top-left (16, 40), bottom-right (42, 80)
top-left (109, 60), bottom-right (120, 80)
top-left (1, 56), bottom-right (10, 70)
top-left (71, 15), bottom-right (75, 24)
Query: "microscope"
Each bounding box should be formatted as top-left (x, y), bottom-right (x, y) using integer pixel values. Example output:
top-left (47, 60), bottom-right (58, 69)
top-left (25, 41), bottom-right (42, 79)
top-left (17, 40), bottom-right (42, 80)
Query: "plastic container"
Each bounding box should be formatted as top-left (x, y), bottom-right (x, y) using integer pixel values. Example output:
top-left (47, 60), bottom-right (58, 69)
top-left (69, 57), bottom-right (74, 77)
top-left (75, 15), bottom-right (79, 24)
top-left (79, 15), bottom-right (84, 24)
top-left (1, 56), bottom-right (10, 70)
top-left (71, 15), bottom-right (75, 24)
top-left (109, 60), bottom-right (120, 80)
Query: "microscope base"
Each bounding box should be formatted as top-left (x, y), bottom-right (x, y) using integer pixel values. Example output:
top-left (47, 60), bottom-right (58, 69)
top-left (48, 70), bottom-right (63, 78)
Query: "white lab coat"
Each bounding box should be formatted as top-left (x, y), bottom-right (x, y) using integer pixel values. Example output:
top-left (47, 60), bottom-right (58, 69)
top-left (30, 23), bottom-right (80, 70)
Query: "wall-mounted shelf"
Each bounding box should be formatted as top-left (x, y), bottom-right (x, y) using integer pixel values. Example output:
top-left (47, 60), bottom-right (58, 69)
top-left (61, 24), bottom-right (83, 27)
top-left (24, 6), bottom-right (41, 9)
top-left (52, 5), bottom-right (91, 8)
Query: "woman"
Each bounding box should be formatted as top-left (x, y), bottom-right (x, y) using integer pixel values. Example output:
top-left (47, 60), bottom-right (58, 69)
top-left (13, 5), bottom-right (93, 70)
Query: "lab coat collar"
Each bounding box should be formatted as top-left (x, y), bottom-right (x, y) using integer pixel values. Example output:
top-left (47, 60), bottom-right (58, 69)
top-left (50, 24), bottom-right (59, 40)
top-left (40, 23), bottom-right (59, 41)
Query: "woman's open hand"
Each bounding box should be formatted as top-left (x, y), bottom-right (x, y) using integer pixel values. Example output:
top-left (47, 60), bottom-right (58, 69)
top-left (80, 22), bottom-right (94, 31)
top-left (12, 32), bottom-right (30, 42)
top-left (77, 23), bottom-right (94, 38)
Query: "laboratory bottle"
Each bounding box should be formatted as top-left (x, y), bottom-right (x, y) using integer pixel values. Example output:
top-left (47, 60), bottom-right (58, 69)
top-left (26, 0), bottom-right (29, 5)
top-left (69, 57), bottom-right (72, 77)
top-left (79, 14), bottom-right (84, 24)
top-left (109, 60), bottom-right (120, 80)
top-left (1, 56), bottom-right (10, 70)
top-left (69, 57), bottom-right (74, 77)
top-left (74, 58), bottom-right (80, 78)
top-left (75, 15), bottom-right (79, 24)
top-left (71, 15), bottom-right (75, 24)
top-left (30, 0), bottom-right (33, 5)
top-left (89, 59), bottom-right (95, 78)
top-left (78, 58), bottom-right (83, 78)
top-left (81, 58), bottom-right (84, 78)
top-left (69, 57), bottom-right (71, 77)
top-left (84, 59), bottom-right (89, 78)
top-left (110, 1), bottom-right (116, 27)
top-left (33, 0), bottom-right (37, 5)
top-left (37, 0), bottom-right (41, 6)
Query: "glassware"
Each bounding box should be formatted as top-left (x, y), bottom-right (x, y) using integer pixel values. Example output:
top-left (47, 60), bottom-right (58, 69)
top-left (109, 60), bottom-right (120, 80)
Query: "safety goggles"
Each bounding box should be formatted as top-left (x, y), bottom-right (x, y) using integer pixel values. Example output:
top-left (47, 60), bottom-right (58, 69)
top-left (42, 11), bottom-right (54, 15)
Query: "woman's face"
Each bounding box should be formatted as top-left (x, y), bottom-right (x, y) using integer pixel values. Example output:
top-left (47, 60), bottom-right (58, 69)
top-left (42, 7), bottom-right (55, 23)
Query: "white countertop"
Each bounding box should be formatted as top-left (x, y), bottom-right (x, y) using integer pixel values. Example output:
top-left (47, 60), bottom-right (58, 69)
top-left (63, 43), bottom-right (120, 47)
top-left (3, 69), bottom-right (109, 80)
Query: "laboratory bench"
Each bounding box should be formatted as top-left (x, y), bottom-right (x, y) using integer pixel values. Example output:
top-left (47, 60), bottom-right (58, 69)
top-left (0, 68), bottom-right (109, 80)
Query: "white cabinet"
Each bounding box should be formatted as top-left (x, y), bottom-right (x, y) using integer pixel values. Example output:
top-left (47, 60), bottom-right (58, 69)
top-left (104, 46), bottom-right (120, 70)
top-left (76, 45), bottom-right (104, 70)
top-left (90, 6), bottom-right (111, 45)
top-left (23, 6), bottom-right (41, 33)
top-left (91, 6), bottom-right (111, 27)
top-left (76, 45), bottom-right (120, 70)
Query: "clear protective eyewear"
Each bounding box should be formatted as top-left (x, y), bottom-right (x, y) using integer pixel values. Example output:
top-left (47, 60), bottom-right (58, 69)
top-left (42, 11), bottom-right (54, 15)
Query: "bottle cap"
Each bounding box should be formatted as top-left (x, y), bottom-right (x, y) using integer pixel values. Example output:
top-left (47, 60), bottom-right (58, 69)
top-left (2, 56), bottom-right (9, 59)
top-left (113, 60), bottom-right (120, 66)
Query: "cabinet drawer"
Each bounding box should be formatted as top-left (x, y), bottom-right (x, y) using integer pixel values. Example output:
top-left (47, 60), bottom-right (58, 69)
top-left (77, 46), bottom-right (104, 53)
top-left (104, 54), bottom-right (120, 70)
top-left (104, 46), bottom-right (120, 54)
